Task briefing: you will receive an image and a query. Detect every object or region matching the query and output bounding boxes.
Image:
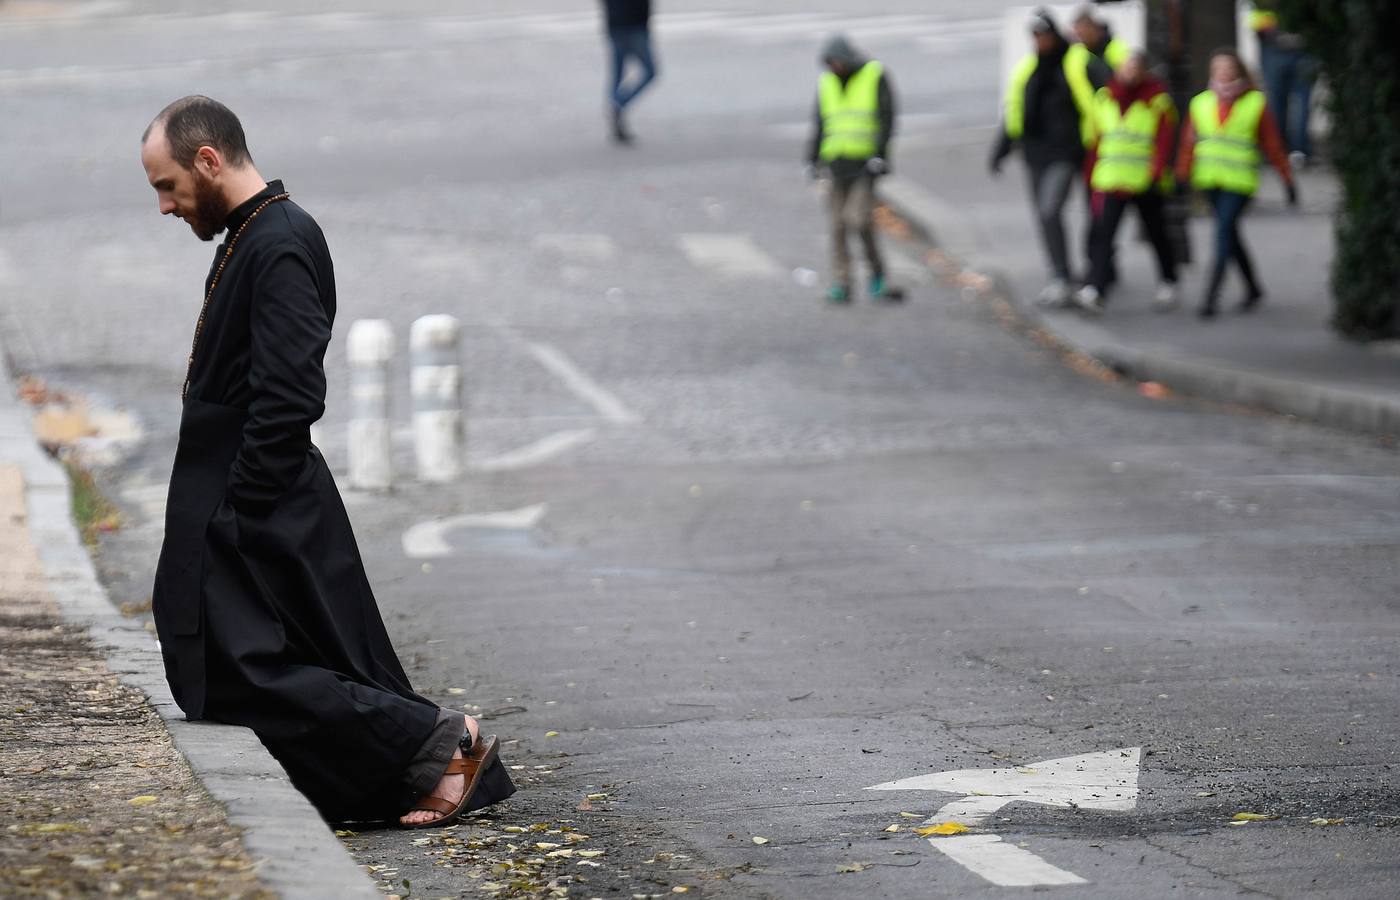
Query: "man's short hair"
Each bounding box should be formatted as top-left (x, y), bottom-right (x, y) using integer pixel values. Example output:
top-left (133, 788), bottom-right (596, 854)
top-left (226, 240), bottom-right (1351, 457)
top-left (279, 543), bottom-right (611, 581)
top-left (143, 95), bottom-right (252, 170)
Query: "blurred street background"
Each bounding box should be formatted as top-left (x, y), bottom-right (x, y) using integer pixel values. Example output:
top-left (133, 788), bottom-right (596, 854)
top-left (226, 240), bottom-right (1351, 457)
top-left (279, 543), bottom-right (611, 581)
top-left (2, 1), bottom-right (1397, 897)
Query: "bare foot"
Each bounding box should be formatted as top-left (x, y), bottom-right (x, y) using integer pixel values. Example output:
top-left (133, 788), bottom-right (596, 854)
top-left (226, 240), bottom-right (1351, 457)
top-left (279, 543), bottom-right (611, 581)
top-left (399, 714), bottom-right (480, 827)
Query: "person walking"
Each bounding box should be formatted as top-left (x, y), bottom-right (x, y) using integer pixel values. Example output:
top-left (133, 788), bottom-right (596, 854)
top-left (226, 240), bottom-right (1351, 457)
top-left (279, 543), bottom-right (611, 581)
top-left (805, 34), bottom-right (900, 304)
top-left (139, 96), bottom-right (516, 827)
top-left (1075, 52), bottom-right (1180, 315)
top-left (1249, 1), bottom-right (1317, 167)
top-left (602, 0), bottom-right (658, 144)
top-left (990, 10), bottom-right (1097, 308)
top-left (1067, 4), bottom-right (1127, 284)
top-left (1176, 51), bottom-right (1297, 319)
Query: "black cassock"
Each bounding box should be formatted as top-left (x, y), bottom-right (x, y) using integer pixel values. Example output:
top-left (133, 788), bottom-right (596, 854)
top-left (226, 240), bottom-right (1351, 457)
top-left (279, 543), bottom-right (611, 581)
top-left (152, 180), bottom-right (513, 821)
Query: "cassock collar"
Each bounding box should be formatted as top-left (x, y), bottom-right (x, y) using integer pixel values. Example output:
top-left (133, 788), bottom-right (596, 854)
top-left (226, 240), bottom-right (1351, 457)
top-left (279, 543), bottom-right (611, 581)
top-left (224, 180), bottom-right (286, 235)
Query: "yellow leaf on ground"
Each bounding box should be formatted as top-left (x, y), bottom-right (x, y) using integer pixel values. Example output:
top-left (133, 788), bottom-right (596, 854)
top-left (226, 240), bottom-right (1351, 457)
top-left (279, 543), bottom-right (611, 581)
top-left (1310, 818), bottom-right (1344, 826)
top-left (883, 824), bottom-right (900, 833)
top-left (751, 836), bottom-right (770, 845)
top-left (545, 731), bottom-right (559, 737)
top-left (1231, 813), bottom-right (1277, 821)
top-left (915, 822), bottom-right (970, 837)
top-left (898, 812), bottom-right (921, 819)
top-left (127, 795), bottom-right (159, 806)
top-left (837, 862), bottom-right (870, 873)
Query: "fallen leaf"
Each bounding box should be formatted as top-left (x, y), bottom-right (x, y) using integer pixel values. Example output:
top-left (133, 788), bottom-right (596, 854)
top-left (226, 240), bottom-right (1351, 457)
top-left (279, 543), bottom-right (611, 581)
top-left (883, 824), bottom-right (900, 833)
top-left (672, 888), bottom-right (692, 894)
top-left (1195, 792), bottom-right (1216, 798)
top-left (1310, 818), bottom-right (1344, 826)
top-left (576, 850), bottom-right (605, 859)
top-left (1231, 813), bottom-right (1277, 821)
top-left (898, 812), bottom-right (921, 819)
top-left (915, 822), bottom-right (970, 837)
top-left (837, 862), bottom-right (870, 873)
top-left (587, 793), bottom-right (610, 800)
top-left (127, 795), bottom-right (159, 806)
top-left (751, 836), bottom-right (770, 845)
top-left (545, 731), bottom-right (560, 738)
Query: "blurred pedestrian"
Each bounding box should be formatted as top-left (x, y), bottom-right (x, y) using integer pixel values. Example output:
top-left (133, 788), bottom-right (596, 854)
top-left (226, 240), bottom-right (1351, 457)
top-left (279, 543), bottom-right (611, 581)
top-left (805, 34), bottom-right (900, 304)
top-left (1248, 1), bottom-right (1317, 167)
top-left (1075, 51), bottom-right (1179, 315)
top-left (1176, 50), bottom-right (1298, 319)
top-left (602, 0), bottom-right (658, 144)
top-left (1067, 4), bottom-right (1126, 284)
top-left (139, 96), bottom-right (515, 826)
top-left (990, 9), bottom-right (1096, 308)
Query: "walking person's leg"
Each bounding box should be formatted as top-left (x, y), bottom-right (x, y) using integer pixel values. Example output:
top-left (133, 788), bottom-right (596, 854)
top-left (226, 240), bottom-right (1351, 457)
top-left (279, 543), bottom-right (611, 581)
top-left (1136, 190), bottom-right (1180, 310)
top-left (1289, 53), bottom-right (1318, 161)
top-left (1029, 160), bottom-right (1076, 303)
top-left (1200, 189), bottom-right (1250, 318)
top-left (1227, 193), bottom-right (1264, 310)
top-left (827, 175), bottom-right (854, 301)
top-left (851, 174), bottom-right (889, 298)
top-left (1078, 191), bottom-right (1126, 314)
top-left (606, 27), bottom-right (631, 141)
top-left (615, 26), bottom-right (658, 108)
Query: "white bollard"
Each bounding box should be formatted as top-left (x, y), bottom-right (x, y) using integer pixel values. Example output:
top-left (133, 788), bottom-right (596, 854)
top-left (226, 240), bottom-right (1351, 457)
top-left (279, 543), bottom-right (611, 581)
top-left (410, 315), bottom-right (464, 483)
top-left (346, 319), bottom-right (395, 490)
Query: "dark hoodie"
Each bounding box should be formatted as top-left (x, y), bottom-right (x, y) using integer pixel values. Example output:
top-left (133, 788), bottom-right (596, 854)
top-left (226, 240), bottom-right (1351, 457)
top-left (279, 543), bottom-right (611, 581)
top-left (992, 26), bottom-right (1085, 168)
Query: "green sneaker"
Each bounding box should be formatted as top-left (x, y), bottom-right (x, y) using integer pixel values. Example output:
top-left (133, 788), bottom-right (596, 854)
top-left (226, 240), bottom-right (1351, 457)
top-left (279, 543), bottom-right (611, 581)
top-left (827, 283), bottom-right (851, 303)
top-left (868, 275), bottom-right (886, 298)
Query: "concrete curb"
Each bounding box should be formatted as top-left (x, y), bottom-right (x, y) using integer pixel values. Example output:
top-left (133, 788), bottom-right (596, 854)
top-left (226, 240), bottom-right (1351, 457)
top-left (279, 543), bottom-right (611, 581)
top-left (881, 175), bottom-right (1400, 438)
top-left (0, 355), bottom-right (381, 899)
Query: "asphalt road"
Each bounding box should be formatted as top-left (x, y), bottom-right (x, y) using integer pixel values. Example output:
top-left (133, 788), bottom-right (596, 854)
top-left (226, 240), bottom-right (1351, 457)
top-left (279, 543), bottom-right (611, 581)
top-left (2, 2), bottom-right (1398, 897)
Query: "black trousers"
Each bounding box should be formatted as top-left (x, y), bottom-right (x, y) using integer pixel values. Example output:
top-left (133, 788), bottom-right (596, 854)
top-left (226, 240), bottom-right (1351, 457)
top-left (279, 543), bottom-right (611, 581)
top-left (1087, 190), bottom-right (1178, 294)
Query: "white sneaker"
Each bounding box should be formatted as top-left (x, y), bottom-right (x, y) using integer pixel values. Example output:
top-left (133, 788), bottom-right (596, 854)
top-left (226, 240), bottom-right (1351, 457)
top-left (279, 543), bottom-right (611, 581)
top-left (1152, 282), bottom-right (1180, 312)
top-left (1037, 278), bottom-right (1072, 308)
top-left (1074, 284), bottom-right (1104, 315)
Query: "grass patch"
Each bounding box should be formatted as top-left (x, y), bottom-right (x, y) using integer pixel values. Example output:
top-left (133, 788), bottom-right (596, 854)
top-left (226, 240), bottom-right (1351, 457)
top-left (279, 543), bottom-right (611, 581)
top-left (62, 459), bottom-right (121, 546)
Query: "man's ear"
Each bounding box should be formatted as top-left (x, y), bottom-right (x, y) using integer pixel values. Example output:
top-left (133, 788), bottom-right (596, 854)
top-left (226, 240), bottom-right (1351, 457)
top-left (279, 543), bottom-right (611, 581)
top-left (194, 145), bottom-right (221, 178)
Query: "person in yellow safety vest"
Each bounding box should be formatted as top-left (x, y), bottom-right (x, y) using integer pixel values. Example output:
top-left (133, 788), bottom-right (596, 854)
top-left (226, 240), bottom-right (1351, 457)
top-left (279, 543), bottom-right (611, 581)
top-left (1175, 49), bottom-right (1298, 319)
top-left (989, 9), bottom-right (1098, 308)
top-left (1068, 5), bottom-right (1130, 285)
top-left (805, 34), bottom-right (901, 304)
top-left (1073, 52), bottom-right (1180, 316)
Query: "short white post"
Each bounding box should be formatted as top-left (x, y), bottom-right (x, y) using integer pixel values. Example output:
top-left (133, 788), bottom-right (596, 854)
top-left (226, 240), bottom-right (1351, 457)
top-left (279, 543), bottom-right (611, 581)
top-left (410, 314), bottom-right (464, 482)
top-left (346, 319), bottom-right (395, 490)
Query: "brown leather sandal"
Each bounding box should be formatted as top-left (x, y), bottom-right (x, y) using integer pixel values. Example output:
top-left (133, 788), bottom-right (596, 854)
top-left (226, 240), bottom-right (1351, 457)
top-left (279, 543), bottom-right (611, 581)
top-left (401, 733), bottom-right (500, 829)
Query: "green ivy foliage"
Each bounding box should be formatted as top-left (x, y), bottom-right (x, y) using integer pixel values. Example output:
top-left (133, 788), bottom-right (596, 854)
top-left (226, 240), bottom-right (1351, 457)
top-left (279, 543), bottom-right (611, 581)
top-left (1275, 0), bottom-right (1400, 340)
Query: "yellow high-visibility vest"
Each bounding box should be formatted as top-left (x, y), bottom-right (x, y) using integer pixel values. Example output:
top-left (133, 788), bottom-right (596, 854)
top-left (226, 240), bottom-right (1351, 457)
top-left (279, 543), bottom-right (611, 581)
top-left (819, 61), bottom-right (883, 161)
top-left (1090, 88), bottom-right (1176, 193)
top-left (1189, 90), bottom-right (1266, 195)
top-left (1004, 53), bottom-right (1096, 147)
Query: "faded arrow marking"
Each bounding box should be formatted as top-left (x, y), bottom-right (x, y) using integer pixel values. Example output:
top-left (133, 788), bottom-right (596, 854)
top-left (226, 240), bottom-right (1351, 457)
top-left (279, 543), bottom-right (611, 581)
top-left (867, 747), bottom-right (1141, 887)
top-left (402, 504), bottom-right (547, 559)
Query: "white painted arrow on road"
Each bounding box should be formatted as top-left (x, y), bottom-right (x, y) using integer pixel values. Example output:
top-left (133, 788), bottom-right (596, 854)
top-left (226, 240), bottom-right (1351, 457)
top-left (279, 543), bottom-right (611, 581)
top-left (401, 504), bottom-right (548, 559)
top-left (867, 747), bottom-right (1141, 887)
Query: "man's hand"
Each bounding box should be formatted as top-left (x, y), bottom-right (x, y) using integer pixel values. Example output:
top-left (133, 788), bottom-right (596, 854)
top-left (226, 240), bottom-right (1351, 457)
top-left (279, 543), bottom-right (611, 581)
top-left (865, 156), bottom-right (889, 176)
top-left (1286, 180), bottom-right (1299, 208)
top-left (988, 150), bottom-right (1006, 176)
top-left (803, 163), bottom-right (821, 182)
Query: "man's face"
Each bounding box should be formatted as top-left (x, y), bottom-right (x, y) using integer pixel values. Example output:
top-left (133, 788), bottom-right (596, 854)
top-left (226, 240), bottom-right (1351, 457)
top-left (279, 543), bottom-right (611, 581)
top-left (1033, 31), bottom-right (1055, 54)
top-left (1074, 19), bottom-right (1102, 46)
top-left (826, 57), bottom-right (851, 77)
top-left (141, 129), bottom-right (227, 242)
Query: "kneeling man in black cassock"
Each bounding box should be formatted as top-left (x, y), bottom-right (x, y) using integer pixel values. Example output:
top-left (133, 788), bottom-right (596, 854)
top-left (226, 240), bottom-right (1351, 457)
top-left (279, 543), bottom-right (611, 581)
top-left (139, 95), bottom-right (514, 827)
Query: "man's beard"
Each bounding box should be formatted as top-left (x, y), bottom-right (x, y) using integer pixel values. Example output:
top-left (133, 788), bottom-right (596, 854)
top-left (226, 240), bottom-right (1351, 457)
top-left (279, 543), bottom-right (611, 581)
top-left (187, 171), bottom-right (229, 242)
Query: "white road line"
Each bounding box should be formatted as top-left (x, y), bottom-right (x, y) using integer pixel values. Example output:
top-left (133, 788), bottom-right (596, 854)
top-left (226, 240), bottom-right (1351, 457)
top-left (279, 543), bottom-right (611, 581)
top-left (932, 835), bottom-right (1087, 887)
top-left (522, 341), bottom-right (641, 425)
top-left (472, 428), bottom-right (596, 472)
top-left (402, 504), bottom-right (547, 558)
top-left (677, 233), bottom-right (783, 279)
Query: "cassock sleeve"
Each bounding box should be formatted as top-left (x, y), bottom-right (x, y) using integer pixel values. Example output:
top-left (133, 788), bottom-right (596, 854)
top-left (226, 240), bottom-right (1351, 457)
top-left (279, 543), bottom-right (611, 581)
top-left (226, 247), bottom-right (330, 511)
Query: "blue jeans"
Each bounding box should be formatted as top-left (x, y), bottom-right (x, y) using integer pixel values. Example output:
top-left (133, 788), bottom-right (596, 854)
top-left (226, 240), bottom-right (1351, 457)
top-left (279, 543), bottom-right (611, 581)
top-left (1205, 189), bottom-right (1259, 302)
top-left (1260, 41), bottom-right (1318, 157)
top-left (608, 26), bottom-right (657, 111)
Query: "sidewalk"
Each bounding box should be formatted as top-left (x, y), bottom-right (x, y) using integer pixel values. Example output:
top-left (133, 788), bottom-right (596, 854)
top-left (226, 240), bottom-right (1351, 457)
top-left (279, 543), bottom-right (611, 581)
top-left (0, 371), bottom-right (380, 898)
top-left (884, 127), bottom-right (1400, 437)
